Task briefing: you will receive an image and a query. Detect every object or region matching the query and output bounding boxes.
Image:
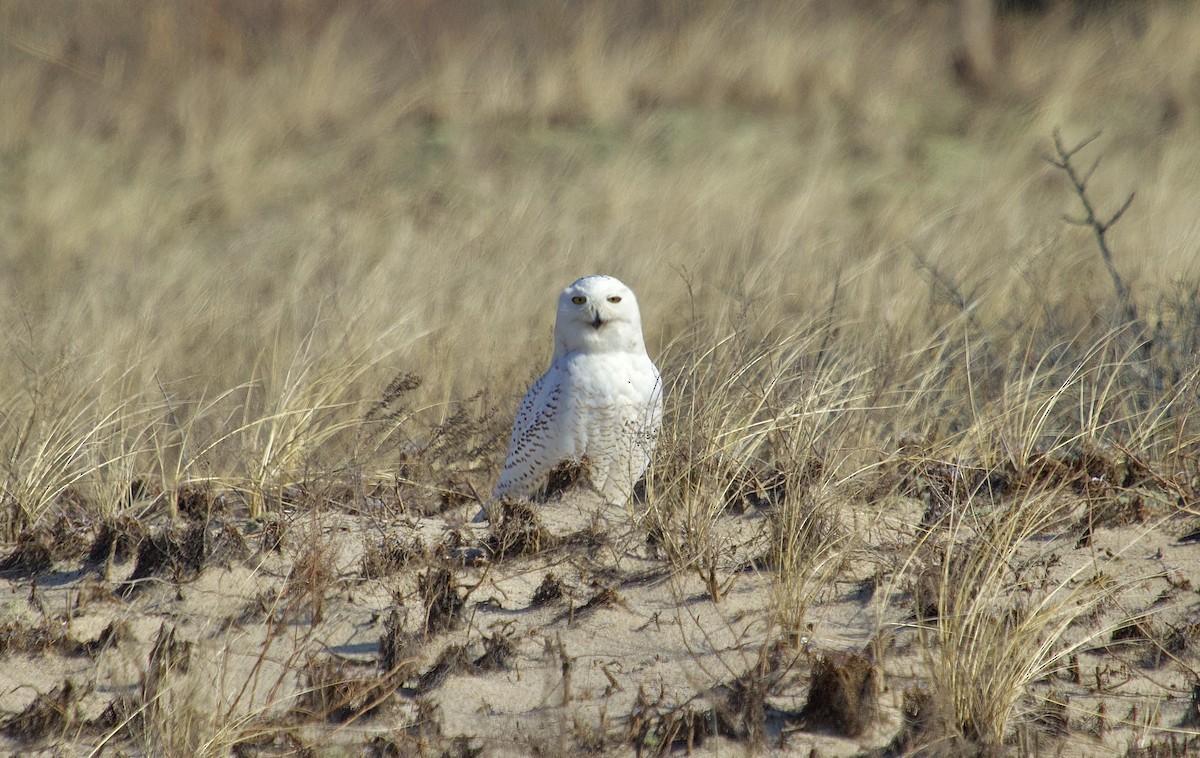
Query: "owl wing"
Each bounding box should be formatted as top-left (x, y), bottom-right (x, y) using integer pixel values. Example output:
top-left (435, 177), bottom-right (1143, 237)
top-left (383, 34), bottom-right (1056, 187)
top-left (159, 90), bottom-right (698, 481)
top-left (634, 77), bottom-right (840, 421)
top-left (493, 367), bottom-right (568, 499)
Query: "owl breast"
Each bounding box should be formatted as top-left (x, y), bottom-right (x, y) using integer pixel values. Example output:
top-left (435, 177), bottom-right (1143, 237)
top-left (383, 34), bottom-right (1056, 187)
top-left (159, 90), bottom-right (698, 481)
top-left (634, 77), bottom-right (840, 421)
top-left (560, 351), bottom-right (662, 502)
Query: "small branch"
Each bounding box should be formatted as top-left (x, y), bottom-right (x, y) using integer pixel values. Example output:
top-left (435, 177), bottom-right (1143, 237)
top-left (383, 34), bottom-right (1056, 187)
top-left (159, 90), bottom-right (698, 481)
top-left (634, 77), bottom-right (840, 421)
top-left (909, 245), bottom-right (979, 329)
top-left (1045, 128), bottom-right (1147, 359)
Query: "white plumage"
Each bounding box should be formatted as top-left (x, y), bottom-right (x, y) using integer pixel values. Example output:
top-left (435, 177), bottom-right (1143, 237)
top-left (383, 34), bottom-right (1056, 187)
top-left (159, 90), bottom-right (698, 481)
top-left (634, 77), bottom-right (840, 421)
top-left (493, 274), bottom-right (662, 507)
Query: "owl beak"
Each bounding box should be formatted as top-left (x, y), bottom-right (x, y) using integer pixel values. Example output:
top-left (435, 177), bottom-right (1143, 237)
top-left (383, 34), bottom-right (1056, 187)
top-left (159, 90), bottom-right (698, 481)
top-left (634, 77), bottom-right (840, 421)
top-left (588, 307), bottom-right (604, 329)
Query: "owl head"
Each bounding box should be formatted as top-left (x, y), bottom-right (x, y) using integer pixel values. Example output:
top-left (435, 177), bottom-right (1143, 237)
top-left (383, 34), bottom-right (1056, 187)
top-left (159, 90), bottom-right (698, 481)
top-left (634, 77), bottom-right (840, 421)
top-left (553, 275), bottom-right (647, 358)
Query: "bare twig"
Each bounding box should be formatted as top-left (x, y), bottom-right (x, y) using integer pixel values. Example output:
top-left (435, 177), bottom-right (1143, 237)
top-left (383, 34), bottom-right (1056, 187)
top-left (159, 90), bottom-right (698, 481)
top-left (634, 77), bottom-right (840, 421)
top-left (1045, 129), bottom-right (1147, 359)
top-left (909, 245), bottom-right (980, 329)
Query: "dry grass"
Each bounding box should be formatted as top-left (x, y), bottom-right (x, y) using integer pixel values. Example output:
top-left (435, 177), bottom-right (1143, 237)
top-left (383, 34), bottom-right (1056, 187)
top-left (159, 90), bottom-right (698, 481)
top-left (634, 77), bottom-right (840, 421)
top-left (3, 0), bottom-right (1200, 755)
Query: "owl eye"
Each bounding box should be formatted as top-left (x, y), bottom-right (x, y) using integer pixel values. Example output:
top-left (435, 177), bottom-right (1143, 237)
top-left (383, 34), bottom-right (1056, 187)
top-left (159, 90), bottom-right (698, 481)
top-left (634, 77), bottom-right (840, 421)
top-left (572, 296), bottom-right (587, 305)
top-left (607, 295), bottom-right (622, 303)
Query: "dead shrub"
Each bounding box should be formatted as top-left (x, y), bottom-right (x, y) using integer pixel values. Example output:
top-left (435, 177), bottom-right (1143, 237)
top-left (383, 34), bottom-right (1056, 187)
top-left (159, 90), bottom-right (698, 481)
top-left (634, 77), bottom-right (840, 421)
top-left (258, 518), bottom-right (286, 553)
top-left (559, 586), bottom-right (623, 624)
top-left (418, 565), bottom-right (464, 635)
top-left (0, 527), bottom-right (56, 577)
top-left (87, 516), bottom-right (149, 566)
top-left (282, 529), bottom-right (338, 626)
top-left (120, 521), bottom-right (248, 594)
top-left (529, 572), bottom-right (563, 607)
top-left (628, 683), bottom-right (714, 757)
top-left (0, 619), bottom-right (67, 656)
top-left (472, 625), bottom-right (516, 673)
top-left (138, 623), bottom-right (193, 736)
top-left (120, 523), bottom-right (207, 591)
top-left (799, 651), bottom-right (879, 737)
top-left (176, 482), bottom-right (223, 520)
top-left (299, 655), bottom-right (391, 722)
top-left (361, 534), bottom-right (422, 579)
top-left (415, 645), bottom-right (472, 693)
top-left (487, 501), bottom-right (555, 559)
top-left (0, 679), bottom-right (80, 743)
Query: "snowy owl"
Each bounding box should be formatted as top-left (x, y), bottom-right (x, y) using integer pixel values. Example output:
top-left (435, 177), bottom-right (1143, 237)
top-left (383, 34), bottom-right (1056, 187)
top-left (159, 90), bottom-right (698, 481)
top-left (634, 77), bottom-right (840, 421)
top-left (492, 274), bottom-right (663, 509)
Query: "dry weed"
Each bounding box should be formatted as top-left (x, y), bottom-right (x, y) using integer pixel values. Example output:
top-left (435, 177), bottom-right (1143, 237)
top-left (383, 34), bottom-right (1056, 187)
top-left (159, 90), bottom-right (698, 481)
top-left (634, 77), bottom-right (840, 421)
top-left (2, 1), bottom-right (1200, 754)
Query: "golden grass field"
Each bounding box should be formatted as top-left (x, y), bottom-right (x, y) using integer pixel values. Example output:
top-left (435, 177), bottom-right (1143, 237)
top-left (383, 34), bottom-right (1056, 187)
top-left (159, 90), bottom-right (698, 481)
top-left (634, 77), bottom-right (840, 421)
top-left (1, 1), bottom-right (1199, 755)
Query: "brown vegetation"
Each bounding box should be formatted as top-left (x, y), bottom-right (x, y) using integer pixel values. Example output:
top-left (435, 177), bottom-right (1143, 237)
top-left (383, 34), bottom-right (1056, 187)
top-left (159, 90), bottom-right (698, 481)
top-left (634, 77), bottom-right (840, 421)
top-left (2, 1), bottom-right (1200, 755)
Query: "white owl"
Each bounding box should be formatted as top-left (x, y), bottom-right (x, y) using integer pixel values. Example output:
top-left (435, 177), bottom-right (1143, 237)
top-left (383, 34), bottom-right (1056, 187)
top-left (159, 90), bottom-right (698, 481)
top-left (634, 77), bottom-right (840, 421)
top-left (491, 274), bottom-right (663, 510)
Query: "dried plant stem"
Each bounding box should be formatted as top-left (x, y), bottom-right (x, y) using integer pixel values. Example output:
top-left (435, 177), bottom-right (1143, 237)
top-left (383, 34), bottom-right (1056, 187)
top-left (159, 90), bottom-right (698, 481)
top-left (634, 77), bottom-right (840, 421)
top-left (1045, 129), bottom-right (1148, 361)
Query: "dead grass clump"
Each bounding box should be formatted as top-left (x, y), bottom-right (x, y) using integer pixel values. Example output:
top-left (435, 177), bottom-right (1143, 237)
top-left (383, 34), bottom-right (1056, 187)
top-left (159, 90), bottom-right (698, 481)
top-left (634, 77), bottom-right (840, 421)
top-left (472, 626), bottom-right (517, 673)
top-left (0, 617), bottom-right (128, 659)
top-left (143, 623), bottom-right (192, 696)
top-left (121, 523), bottom-right (208, 591)
top-left (1, 679), bottom-right (80, 743)
top-left (910, 546), bottom-right (979, 624)
top-left (176, 482), bottom-right (223, 520)
top-left (647, 314), bottom-right (856, 588)
top-left (1124, 734), bottom-right (1200, 758)
top-left (374, 729), bottom-right (482, 758)
top-left (415, 644), bottom-right (472, 693)
top-left (1014, 444), bottom-right (1168, 532)
top-left (798, 651), bottom-right (879, 738)
top-left (1179, 523), bottom-right (1200, 545)
top-left (380, 388), bottom-right (506, 517)
top-left (530, 572), bottom-right (563, 607)
top-left (282, 529), bottom-right (338, 626)
top-left (437, 475), bottom-right (477, 512)
top-left (0, 619), bottom-right (66, 656)
top-left (121, 521), bottom-right (248, 594)
top-left (487, 501), bottom-right (556, 559)
top-left (298, 655), bottom-right (391, 722)
top-left (706, 673), bottom-right (772, 745)
top-left (401, 698), bottom-right (452, 751)
top-left (912, 489), bottom-right (1116, 750)
top-left (0, 526), bottom-right (55, 577)
top-left (258, 518), bottom-right (286, 553)
top-left (207, 522), bottom-right (251, 567)
top-left (1030, 691), bottom-right (1069, 736)
top-left (363, 734), bottom-right (404, 758)
top-left (1085, 491), bottom-right (1157, 530)
top-left (84, 692), bottom-right (137, 740)
top-left (1183, 681), bottom-right (1200, 728)
top-left (772, 486), bottom-right (846, 636)
top-left (1107, 615), bottom-right (1199, 668)
top-left (1023, 445), bottom-right (1121, 493)
top-left (231, 724), bottom-right (312, 757)
top-left (127, 622), bottom-right (197, 751)
top-left (361, 534), bottom-right (422, 579)
top-left (879, 686), bottom-right (963, 758)
top-left (1162, 622), bottom-right (1200, 662)
top-left (222, 588), bottom-right (282, 632)
top-left (73, 619), bottom-right (131, 657)
top-left (628, 684), bottom-right (715, 757)
top-left (889, 437), bottom-right (989, 522)
top-left (723, 457), bottom-right (807, 514)
top-left (418, 565), bottom-right (464, 635)
top-left (87, 516), bottom-right (149, 566)
top-left (542, 460), bottom-right (590, 502)
top-left (0, 372), bottom-right (148, 540)
top-left (121, 477), bottom-right (159, 507)
top-left (1109, 617), bottom-right (1160, 651)
top-left (561, 586), bottom-right (623, 625)
top-left (0, 513), bottom-right (94, 575)
top-left (378, 609), bottom-right (418, 683)
top-left (630, 642), bottom-right (796, 755)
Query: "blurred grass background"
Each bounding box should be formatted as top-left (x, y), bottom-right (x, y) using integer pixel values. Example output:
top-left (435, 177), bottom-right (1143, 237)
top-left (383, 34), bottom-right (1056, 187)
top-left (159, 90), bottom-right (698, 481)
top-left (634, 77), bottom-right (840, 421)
top-left (2, 0), bottom-right (1199, 533)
